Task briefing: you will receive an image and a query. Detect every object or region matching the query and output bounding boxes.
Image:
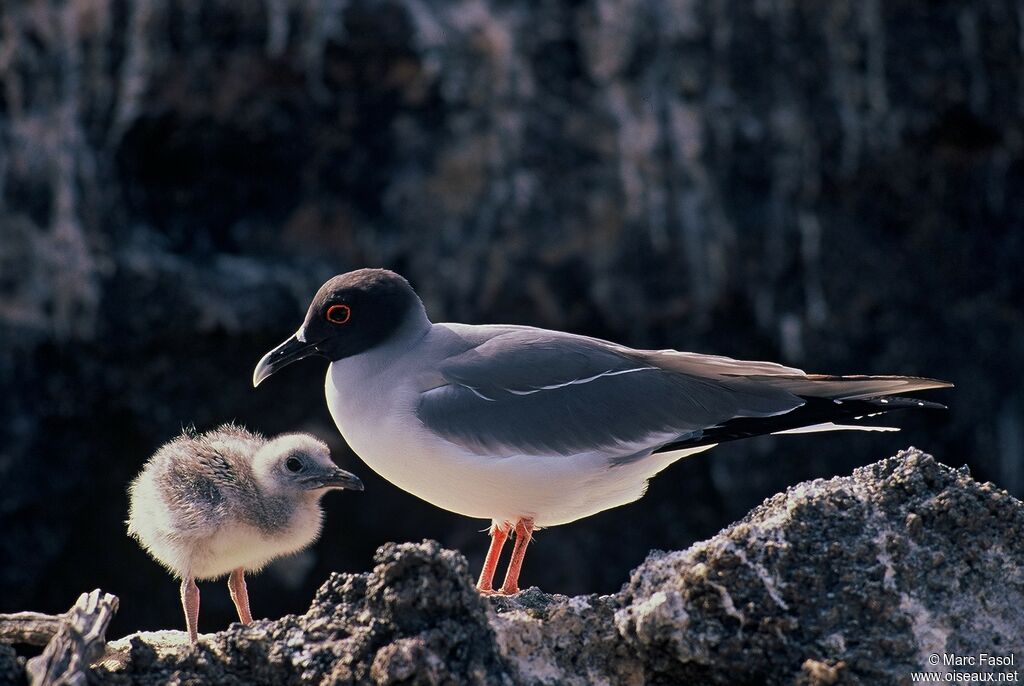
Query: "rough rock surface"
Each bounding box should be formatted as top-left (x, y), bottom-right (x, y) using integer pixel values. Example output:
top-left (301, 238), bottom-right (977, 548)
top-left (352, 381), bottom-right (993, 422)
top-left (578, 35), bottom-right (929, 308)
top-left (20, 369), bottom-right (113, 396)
top-left (54, 449), bottom-right (1019, 685)
top-left (98, 541), bottom-right (514, 685)
top-left (615, 448), bottom-right (1024, 684)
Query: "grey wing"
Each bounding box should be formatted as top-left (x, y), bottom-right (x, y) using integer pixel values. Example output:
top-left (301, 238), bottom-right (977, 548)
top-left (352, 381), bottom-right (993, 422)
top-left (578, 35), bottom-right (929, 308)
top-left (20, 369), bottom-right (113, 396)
top-left (416, 328), bottom-right (805, 457)
top-left (164, 467), bottom-right (230, 534)
top-left (153, 443), bottom-right (242, 536)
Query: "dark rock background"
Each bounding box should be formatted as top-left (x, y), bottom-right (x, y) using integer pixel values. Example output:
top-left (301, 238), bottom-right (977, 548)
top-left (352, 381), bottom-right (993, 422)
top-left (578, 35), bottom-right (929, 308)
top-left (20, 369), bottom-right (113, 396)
top-left (0, 0), bottom-right (1020, 640)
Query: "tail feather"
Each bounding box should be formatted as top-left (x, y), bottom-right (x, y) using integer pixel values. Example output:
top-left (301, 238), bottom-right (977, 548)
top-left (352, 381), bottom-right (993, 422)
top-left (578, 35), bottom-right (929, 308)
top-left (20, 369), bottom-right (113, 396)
top-left (641, 349), bottom-right (952, 399)
top-left (741, 374), bottom-right (953, 400)
top-left (772, 422), bottom-right (901, 435)
top-left (638, 349), bottom-right (951, 451)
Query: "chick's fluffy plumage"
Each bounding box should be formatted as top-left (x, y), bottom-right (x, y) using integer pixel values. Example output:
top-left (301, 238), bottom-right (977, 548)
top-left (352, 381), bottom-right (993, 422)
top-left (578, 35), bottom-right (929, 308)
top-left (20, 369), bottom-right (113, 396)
top-left (128, 424), bottom-right (326, 580)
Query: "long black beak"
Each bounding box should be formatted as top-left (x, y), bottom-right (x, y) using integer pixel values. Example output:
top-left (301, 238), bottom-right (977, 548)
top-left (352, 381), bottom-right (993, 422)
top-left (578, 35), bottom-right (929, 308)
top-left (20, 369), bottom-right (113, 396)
top-left (300, 468), bottom-right (364, 491)
top-left (253, 333), bottom-right (321, 387)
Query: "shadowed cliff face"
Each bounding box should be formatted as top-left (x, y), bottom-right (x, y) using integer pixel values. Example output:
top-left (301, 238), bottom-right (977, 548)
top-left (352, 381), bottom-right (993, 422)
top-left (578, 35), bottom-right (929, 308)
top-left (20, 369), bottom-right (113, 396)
top-left (0, 0), bottom-right (1019, 639)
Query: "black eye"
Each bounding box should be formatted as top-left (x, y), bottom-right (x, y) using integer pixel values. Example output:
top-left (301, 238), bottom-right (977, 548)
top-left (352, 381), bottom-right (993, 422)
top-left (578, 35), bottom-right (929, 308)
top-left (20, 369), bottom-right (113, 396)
top-left (285, 457), bottom-right (304, 473)
top-left (325, 304), bottom-right (351, 325)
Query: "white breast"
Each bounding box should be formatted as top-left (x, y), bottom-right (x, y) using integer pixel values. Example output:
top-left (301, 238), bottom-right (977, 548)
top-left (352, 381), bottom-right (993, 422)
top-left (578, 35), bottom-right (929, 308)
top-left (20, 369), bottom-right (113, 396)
top-left (325, 358), bottom-right (483, 515)
top-left (188, 506), bottom-right (323, 580)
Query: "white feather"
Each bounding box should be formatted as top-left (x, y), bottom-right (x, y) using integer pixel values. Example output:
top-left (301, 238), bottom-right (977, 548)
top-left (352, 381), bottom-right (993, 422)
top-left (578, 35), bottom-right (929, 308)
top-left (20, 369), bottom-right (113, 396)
top-left (772, 422), bottom-right (900, 435)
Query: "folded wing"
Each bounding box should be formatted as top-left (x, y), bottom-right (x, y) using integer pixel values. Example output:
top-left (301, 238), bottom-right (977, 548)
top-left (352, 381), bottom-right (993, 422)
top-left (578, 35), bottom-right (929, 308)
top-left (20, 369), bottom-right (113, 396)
top-left (416, 329), bottom-right (806, 457)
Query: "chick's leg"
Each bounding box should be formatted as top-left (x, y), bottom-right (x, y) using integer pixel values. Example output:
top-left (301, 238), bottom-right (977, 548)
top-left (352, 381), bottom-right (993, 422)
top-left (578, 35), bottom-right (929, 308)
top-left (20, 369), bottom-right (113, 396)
top-left (476, 522), bottom-right (510, 593)
top-left (500, 518), bottom-right (534, 595)
top-left (228, 567), bottom-right (253, 624)
top-left (180, 577), bottom-right (200, 644)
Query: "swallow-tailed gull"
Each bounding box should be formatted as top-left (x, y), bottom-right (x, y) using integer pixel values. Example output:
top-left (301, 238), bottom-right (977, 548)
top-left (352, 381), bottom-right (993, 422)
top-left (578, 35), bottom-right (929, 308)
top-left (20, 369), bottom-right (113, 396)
top-left (253, 269), bottom-right (950, 595)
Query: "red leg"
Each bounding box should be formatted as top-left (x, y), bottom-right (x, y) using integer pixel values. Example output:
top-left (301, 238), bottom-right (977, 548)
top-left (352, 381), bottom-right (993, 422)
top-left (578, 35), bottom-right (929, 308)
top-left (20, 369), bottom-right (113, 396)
top-left (180, 577), bottom-right (200, 644)
top-left (500, 518), bottom-right (534, 595)
top-left (228, 567), bottom-right (253, 624)
top-left (476, 523), bottom-right (510, 593)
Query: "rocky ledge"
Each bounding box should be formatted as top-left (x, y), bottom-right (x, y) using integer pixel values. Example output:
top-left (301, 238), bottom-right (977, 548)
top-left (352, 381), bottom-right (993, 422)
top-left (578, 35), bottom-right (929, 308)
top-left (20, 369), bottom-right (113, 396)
top-left (3, 448), bottom-right (1023, 685)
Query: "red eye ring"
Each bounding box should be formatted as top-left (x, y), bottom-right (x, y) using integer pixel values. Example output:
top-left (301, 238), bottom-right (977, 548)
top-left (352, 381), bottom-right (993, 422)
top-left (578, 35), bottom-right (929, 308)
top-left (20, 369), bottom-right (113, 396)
top-left (325, 304), bottom-right (351, 325)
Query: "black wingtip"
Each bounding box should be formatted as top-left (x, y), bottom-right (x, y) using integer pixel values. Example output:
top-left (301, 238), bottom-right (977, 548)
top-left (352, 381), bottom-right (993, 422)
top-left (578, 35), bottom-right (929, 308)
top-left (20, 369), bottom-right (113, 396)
top-left (653, 393), bottom-right (949, 453)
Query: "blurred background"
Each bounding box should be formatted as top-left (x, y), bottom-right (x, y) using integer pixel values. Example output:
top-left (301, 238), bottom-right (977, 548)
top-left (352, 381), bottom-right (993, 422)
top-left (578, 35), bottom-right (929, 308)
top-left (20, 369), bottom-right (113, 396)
top-left (1, 0), bottom-right (1021, 640)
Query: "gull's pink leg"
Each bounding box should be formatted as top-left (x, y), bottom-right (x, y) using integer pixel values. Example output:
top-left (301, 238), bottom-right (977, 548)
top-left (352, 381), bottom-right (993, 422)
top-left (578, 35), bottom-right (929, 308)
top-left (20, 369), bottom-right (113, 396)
top-left (476, 523), bottom-right (510, 593)
top-left (228, 567), bottom-right (253, 624)
top-left (500, 518), bottom-right (534, 595)
top-left (180, 577), bottom-right (200, 644)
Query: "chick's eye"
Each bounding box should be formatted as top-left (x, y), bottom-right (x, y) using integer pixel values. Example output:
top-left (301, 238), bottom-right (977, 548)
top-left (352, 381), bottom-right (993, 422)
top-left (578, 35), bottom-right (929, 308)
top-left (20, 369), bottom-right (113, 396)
top-left (285, 457), bottom-right (304, 473)
top-left (325, 304), bottom-right (351, 325)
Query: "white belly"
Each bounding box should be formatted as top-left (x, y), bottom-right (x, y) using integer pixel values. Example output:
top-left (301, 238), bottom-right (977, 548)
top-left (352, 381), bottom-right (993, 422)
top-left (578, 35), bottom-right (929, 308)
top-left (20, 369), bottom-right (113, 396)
top-left (188, 506), bottom-right (323, 580)
top-left (325, 363), bottom-right (713, 527)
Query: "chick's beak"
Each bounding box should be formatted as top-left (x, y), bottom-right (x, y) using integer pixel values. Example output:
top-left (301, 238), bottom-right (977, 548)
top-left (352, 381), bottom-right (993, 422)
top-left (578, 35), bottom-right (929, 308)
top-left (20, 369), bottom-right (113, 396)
top-left (300, 468), bottom-right (364, 491)
top-left (253, 332), bottom-right (321, 387)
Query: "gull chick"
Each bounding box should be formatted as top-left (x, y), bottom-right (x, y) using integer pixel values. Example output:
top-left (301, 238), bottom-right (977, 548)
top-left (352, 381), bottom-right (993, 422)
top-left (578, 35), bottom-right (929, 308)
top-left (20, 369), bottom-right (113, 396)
top-left (253, 269), bottom-right (951, 596)
top-left (127, 424), bottom-right (363, 643)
